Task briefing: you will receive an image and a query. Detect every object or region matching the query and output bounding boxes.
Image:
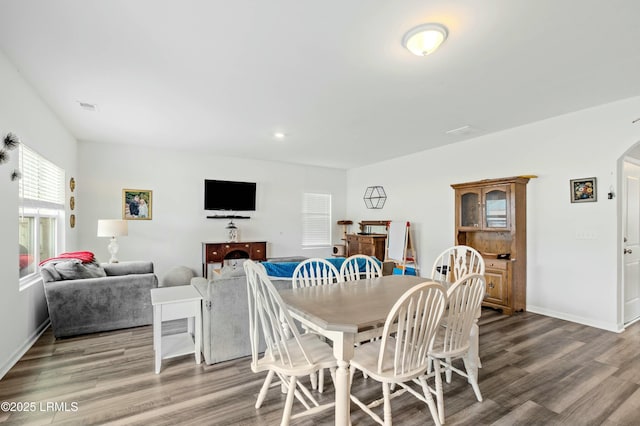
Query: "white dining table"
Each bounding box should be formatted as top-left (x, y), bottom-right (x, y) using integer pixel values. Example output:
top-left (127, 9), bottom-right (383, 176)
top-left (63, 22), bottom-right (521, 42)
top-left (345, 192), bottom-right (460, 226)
top-left (279, 274), bottom-right (480, 426)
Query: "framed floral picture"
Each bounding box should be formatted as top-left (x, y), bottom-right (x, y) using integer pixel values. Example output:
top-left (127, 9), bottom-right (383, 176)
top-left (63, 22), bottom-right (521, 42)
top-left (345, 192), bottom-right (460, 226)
top-left (123, 189), bottom-right (152, 220)
top-left (570, 177), bottom-right (597, 203)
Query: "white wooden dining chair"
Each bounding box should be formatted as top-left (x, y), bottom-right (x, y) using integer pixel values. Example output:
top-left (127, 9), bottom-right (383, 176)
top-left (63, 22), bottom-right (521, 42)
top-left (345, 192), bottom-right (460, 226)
top-left (292, 257), bottom-right (341, 392)
top-left (341, 254), bottom-right (383, 352)
top-left (244, 260), bottom-right (337, 426)
top-left (349, 281), bottom-right (447, 426)
top-left (430, 245), bottom-right (485, 283)
top-left (431, 245), bottom-right (486, 370)
top-left (292, 258), bottom-right (342, 288)
top-left (429, 273), bottom-right (486, 424)
top-left (339, 254), bottom-right (382, 282)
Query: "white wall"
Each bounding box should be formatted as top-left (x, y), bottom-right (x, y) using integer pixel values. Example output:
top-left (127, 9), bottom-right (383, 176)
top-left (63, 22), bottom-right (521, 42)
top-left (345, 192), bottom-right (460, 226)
top-left (77, 141), bottom-right (347, 281)
top-left (347, 96), bottom-right (640, 332)
top-left (0, 51), bottom-right (78, 378)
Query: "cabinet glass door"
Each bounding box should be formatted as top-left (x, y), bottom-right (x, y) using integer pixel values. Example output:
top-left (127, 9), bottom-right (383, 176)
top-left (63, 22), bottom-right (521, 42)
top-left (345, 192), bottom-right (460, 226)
top-left (460, 192), bottom-right (480, 228)
top-left (484, 188), bottom-right (508, 228)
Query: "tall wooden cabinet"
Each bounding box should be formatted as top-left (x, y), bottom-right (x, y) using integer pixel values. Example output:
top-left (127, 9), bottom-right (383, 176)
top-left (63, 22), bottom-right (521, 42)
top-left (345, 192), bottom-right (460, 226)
top-left (451, 176), bottom-right (530, 315)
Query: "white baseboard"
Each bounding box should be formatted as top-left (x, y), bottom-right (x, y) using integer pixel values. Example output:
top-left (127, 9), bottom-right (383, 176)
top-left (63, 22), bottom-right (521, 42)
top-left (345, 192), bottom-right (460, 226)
top-left (526, 305), bottom-right (622, 333)
top-left (0, 319), bottom-right (50, 380)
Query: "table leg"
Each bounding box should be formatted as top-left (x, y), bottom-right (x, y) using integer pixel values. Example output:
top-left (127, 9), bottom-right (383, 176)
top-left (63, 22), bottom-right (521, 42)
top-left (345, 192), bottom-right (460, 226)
top-left (335, 360), bottom-right (350, 425)
top-left (331, 332), bottom-right (355, 426)
top-left (153, 305), bottom-right (162, 374)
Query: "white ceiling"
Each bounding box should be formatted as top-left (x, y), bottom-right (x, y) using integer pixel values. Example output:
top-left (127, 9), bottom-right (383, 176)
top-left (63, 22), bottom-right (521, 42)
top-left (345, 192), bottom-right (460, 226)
top-left (1, 1), bottom-right (639, 169)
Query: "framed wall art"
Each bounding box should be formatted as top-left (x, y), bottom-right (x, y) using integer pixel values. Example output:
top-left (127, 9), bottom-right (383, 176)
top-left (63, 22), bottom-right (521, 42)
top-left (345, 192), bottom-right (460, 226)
top-left (570, 177), bottom-right (597, 203)
top-left (123, 189), bottom-right (152, 220)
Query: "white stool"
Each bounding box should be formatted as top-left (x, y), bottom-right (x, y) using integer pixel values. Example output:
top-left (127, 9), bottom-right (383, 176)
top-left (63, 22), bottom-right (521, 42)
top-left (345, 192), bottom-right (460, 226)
top-left (150, 285), bottom-right (203, 374)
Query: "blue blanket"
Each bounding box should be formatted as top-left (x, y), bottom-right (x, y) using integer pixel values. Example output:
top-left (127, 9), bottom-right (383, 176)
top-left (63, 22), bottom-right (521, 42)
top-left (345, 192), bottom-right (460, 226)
top-left (261, 257), bottom-right (380, 278)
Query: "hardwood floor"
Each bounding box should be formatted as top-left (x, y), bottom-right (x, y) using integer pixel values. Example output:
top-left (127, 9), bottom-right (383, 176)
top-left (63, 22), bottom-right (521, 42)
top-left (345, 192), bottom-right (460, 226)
top-left (1, 309), bottom-right (638, 425)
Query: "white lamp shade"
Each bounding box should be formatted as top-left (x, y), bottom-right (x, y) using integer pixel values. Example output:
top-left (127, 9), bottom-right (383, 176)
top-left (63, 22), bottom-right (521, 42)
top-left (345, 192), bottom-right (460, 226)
top-left (403, 23), bottom-right (448, 56)
top-left (97, 219), bottom-right (128, 237)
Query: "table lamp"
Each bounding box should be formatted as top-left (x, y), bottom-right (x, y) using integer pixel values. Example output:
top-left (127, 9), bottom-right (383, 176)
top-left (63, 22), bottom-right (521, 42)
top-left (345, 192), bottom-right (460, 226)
top-left (97, 219), bottom-right (128, 263)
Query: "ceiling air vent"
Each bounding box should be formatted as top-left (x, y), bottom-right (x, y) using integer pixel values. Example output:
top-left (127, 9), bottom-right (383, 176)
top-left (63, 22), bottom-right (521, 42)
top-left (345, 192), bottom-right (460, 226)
top-left (78, 101), bottom-right (97, 111)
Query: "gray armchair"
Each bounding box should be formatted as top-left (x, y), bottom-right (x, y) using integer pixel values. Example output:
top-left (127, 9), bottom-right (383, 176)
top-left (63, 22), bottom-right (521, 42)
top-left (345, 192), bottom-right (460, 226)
top-left (192, 267), bottom-right (293, 364)
top-left (42, 261), bottom-right (158, 338)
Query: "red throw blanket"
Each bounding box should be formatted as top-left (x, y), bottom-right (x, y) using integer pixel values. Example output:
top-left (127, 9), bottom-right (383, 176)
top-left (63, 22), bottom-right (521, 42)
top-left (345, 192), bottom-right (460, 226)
top-left (39, 251), bottom-right (95, 266)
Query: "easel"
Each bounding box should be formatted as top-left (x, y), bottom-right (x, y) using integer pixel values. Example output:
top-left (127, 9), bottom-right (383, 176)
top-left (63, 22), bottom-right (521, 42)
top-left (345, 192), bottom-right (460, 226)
top-left (385, 221), bottom-right (418, 275)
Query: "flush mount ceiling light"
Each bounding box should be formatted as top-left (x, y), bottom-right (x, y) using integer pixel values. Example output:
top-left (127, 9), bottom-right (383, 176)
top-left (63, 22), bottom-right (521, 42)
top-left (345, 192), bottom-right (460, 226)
top-left (402, 23), bottom-right (448, 56)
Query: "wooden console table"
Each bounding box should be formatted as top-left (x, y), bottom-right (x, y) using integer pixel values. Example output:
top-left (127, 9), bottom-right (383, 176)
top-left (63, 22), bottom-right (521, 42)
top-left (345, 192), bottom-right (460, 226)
top-left (201, 241), bottom-right (267, 278)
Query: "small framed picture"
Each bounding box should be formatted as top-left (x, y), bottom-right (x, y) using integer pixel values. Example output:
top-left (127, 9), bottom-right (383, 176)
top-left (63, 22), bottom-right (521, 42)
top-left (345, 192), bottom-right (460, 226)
top-left (570, 177), bottom-right (597, 203)
top-left (123, 189), bottom-right (152, 220)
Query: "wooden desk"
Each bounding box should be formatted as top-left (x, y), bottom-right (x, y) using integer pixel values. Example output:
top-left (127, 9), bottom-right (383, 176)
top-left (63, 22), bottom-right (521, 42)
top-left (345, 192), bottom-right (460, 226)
top-left (279, 275), bottom-right (429, 425)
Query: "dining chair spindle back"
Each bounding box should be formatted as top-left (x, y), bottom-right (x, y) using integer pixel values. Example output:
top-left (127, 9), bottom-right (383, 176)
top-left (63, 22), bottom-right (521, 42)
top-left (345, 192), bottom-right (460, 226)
top-left (430, 245), bottom-right (485, 283)
top-left (339, 254), bottom-right (382, 282)
top-left (292, 258), bottom-right (341, 288)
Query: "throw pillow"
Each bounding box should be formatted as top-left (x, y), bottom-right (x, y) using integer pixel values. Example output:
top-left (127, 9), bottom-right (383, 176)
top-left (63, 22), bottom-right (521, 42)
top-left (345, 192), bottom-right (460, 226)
top-left (55, 260), bottom-right (107, 280)
top-left (40, 263), bottom-right (62, 282)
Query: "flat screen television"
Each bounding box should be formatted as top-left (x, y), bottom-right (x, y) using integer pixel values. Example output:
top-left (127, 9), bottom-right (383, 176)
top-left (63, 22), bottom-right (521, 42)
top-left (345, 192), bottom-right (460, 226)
top-left (204, 179), bottom-right (256, 211)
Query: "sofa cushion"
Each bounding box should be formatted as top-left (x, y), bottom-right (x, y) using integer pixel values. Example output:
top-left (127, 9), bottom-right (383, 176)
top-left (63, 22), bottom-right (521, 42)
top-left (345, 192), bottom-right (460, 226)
top-left (102, 261), bottom-right (154, 276)
top-left (54, 260), bottom-right (107, 280)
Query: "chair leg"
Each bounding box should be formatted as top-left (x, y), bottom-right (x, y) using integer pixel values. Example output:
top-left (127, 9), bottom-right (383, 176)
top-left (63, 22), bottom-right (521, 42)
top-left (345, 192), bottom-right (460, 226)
top-left (256, 370), bottom-right (275, 409)
top-left (281, 375), bottom-right (297, 426)
top-left (310, 372), bottom-right (318, 390)
top-left (418, 375), bottom-right (442, 426)
top-left (432, 359), bottom-right (445, 424)
top-left (445, 356), bottom-right (453, 383)
top-left (318, 368), bottom-right (325, 393)
top-left (382, 382), bottom-right (392, 426)
top-left (462, 356), bottom-right (483, 402)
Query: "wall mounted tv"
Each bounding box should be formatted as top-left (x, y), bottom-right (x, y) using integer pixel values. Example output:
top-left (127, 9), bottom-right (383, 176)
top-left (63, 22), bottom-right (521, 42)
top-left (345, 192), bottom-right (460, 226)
top-left (204, 179), bottom-right (257, 211)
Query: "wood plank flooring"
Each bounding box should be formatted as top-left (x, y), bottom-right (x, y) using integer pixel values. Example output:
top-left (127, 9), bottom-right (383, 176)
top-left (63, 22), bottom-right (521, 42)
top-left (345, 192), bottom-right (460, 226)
top-left (0, 309), bottom-right (638, 425)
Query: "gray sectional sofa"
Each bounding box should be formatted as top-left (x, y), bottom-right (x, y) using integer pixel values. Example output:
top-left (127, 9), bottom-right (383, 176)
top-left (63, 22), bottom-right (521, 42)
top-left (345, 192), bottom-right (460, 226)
top-left (42, 260), bottom-right (158, 338)
top-left (192, 265), bottom-right (294, 365)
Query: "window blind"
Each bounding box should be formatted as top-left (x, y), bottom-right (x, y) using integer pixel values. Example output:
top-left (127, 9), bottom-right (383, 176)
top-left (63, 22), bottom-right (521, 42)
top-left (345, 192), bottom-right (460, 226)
top-left (302, 193), bottom-right (331, 246)
top-left (19, 145), bottom-right (65, 206)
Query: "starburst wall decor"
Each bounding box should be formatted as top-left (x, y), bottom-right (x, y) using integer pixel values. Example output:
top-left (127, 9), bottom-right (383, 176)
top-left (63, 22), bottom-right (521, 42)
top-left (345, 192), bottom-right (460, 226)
top-left (1, 132), bottom-right (21, 180)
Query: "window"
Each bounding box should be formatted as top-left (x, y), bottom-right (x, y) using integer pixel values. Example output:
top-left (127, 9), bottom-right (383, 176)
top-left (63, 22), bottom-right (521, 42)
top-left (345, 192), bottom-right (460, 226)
top-left (18, 145), bottom-right (65, 286)
top-left (302, 193), bottom-right (332, 247)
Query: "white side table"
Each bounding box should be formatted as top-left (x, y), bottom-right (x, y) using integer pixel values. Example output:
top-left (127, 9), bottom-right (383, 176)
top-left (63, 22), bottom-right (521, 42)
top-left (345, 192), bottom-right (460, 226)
top-left (150, 285), bottom-right (203, 374)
